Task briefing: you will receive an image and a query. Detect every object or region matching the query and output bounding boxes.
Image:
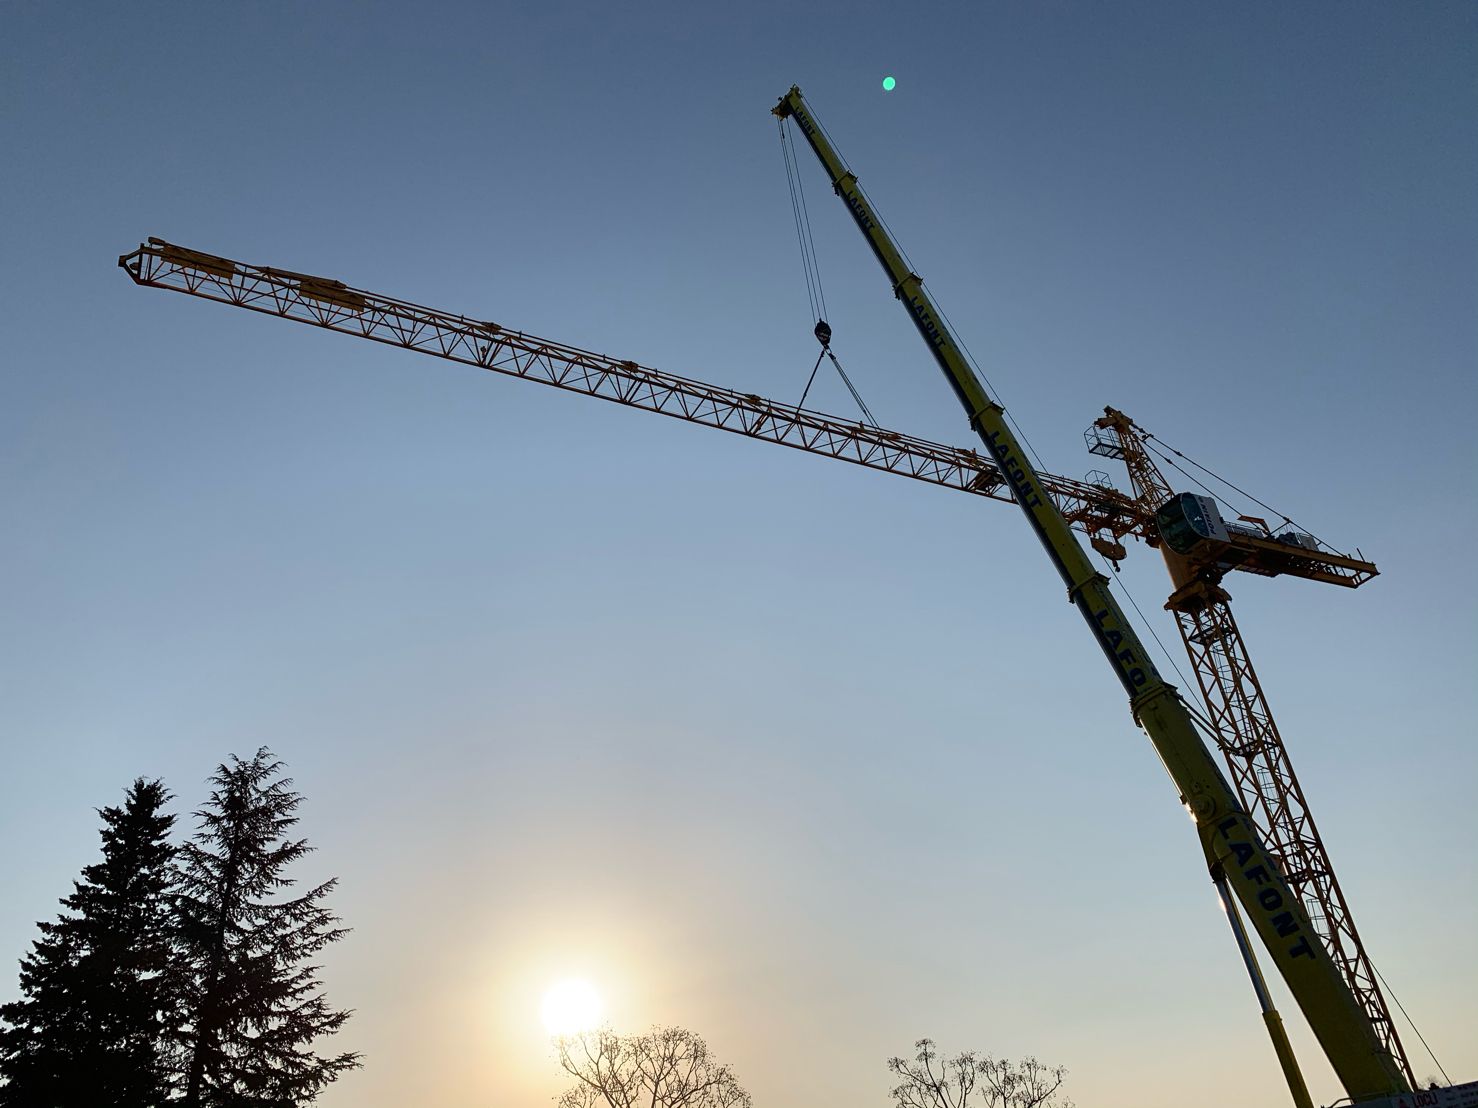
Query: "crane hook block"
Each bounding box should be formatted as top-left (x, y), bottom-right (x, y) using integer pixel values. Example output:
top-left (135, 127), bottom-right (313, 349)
top-left (814, 319), bottom-right (832, 347)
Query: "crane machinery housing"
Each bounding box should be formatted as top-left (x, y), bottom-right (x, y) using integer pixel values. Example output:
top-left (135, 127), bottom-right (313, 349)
top-left (116, 83), bottom-right (1474, 1108)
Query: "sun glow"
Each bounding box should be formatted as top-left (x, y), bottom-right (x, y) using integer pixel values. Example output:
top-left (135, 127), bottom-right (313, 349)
top-left (540, 978), bottom-right (603, 1035)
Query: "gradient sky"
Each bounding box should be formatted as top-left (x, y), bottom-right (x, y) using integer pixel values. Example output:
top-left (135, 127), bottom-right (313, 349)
top-left (3, 2), bottom-right (1475, 1105)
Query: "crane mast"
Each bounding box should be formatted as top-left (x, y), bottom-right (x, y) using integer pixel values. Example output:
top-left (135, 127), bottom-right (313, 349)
top-left (772, 85), bottom-right (1409, 1101)
top-left (1090, 407), bottom-right (1414, 1079)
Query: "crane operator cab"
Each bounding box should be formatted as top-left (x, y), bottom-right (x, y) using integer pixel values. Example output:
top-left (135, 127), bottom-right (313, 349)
top-left (1156, 492), bottom-right (1232, 555)
top-left (1154, 492), bottom-right (1262, 578)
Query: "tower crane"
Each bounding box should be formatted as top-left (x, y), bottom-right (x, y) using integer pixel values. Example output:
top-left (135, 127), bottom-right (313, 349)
top-left (1088, 407), bottom-right (1410, 1079)
top-left (114, 85), bottom-right (1470, 1107)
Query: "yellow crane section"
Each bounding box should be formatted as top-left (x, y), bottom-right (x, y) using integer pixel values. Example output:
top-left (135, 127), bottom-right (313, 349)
top-left (771, 83), bottom-right (1409, 1101)
top-left (1091, 407), bottom-right (1413, 1078)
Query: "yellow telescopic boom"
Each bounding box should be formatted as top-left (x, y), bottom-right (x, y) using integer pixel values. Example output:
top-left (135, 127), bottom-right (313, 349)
top-left (772, 85), bottom-right (1408, 1102)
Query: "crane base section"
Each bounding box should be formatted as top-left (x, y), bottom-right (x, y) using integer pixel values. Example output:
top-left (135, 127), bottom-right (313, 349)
top-left (1360, 1080), bottom-right (1478, 1108)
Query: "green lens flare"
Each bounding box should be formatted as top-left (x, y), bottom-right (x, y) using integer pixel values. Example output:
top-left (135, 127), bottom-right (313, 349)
top-left (882, 76), bottom-right (896, 91)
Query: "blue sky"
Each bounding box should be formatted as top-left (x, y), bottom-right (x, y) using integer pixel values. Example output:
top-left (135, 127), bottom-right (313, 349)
top-left (2, 2), bottom-right (1475, 1105)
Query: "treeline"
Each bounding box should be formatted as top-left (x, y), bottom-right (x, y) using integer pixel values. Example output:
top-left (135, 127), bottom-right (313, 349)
top-left (0, 749), bottom-right (358, 1107)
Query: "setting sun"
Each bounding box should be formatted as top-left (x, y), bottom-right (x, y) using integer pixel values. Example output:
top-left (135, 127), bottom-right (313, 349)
top-left (540, 978), bottom-right (603, 1035)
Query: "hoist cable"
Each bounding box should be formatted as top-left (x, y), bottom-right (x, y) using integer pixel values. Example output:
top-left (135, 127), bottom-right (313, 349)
top-left (785, 123), bottom-right (828, 322)
top-left (796, 347), bottom-right (826, 411)
top-left (1146, 428), bottom-right (1289, 520)
top-left (1371, 963), bottom-right (1452, 1087)
top-left (1142, 439), bottom-right (1335, 553)
top-left (932, 296), bottom-right (1052, 477)
top-left (1098, 554), bottom-right (1196, 692)
top-left (1096, 555), bottom-right (1258, 768)
top-left (778, 120), bottom-right (821, 325)
top-left (787, 100), bottom-right (1048, 470)
top-left (780, 115), bottom-right (877, 426)
top-left (1145, 441), bottom-right (1227, 505)
top-left (1141, 430), bottom-right (1332, 550)
top-left (780, 122), bottom-right (816, 322)
top-left (798, 91), bottom-right (922, 286)
top-left (838, 158), bottom-right (1052, 475)
top-left (825, 349), bottom-right (878, 426)
top-left (827, 131), bottom-right (920, 278)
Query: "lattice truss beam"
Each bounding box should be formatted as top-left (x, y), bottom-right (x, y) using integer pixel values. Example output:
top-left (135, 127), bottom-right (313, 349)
top-left (120, 239), bottom-right (1144, 541)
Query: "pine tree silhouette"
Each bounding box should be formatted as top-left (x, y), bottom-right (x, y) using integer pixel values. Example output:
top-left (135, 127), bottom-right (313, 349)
top-left (0, 778), bottom-right (177, 1107)
top-left (173, 749), bottom-right (359, 1107)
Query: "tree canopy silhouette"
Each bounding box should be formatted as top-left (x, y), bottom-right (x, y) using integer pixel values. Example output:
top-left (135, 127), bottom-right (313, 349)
top-left (173, 748), bottom-right (359, 1107)
top-left (556, 1025), bottom-right (751, 1108)
top-left (0, 778), bottom-right (177, 1107)
top-left (888, 1039), bottom-right (1073, 1108)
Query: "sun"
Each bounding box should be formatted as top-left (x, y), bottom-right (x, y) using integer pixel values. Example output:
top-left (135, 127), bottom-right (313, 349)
top-left (540, 978), bottom-right (603, 1035)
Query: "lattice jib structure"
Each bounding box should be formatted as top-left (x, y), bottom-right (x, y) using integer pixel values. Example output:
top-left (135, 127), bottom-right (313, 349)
top-left (118, 239), bottom-right (1141, 539)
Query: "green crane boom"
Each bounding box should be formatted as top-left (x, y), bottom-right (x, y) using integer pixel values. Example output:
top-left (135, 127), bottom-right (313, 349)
top-left (772, 84), bottom-right (1409, 1102)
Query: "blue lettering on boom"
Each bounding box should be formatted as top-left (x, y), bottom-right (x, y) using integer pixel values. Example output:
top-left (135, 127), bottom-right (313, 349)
top-left (1215, 816), bottom-right (1317, 961)
top-left (843, 189), bottom-right (877, 232)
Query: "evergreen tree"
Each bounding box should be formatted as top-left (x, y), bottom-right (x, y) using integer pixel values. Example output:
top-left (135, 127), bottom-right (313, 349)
top-left (0, 778), bottom-right (177, 1107)
top-left (173, 749), bottom-right (359, 1107)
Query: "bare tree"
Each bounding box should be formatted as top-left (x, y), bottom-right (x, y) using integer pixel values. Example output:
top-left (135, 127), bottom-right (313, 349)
top-left (555, 1025), bottom-right (751, 1108)
top-left (888, 1039), bottom-right (1072, 1108)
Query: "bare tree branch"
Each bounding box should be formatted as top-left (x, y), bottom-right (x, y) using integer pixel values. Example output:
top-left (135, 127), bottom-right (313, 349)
top-left (890, 1040), bottom-right (1073, 1108)
top-left (557, 1026), bottom-right (750, 1108)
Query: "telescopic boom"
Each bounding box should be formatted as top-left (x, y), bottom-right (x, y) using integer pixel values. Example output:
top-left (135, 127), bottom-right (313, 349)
top-left (772, 84), bottom-right (1409, 1102)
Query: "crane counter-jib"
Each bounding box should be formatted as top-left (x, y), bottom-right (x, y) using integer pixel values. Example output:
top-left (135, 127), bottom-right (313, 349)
top-left (771, 85), bottom-right (1410, 1100)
